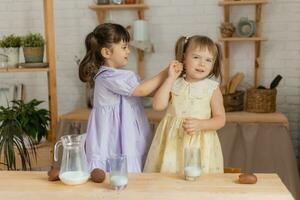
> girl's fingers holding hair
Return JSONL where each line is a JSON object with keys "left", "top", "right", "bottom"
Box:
{"left": 175, "top": 63, "right": 183, "bottom": 73}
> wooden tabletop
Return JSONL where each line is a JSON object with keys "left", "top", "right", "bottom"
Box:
{"left": 0, "top": 172, "right": 293, "bottom": 200}
{"left": 59, "top": 108, "right": 289, "bottom": 127}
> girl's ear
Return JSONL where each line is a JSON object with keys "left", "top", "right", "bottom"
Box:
{"left": 100, "top": 47, "right": 111, "bottom": 59}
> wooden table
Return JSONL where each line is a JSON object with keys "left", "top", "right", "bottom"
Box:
{"left": 57, "top": 108, "right": 300, "bottom": 199}
{"left": 0, "top": 171, "right": 293, "bottom": 200}
{"left": 58, "top": 108, "right": 289, "bottom": 126}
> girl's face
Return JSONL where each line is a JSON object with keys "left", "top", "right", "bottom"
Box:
{"left": 107, "top": 40, "right": 130, "bottom": 68}
{"left": 183, "top": 47, "right": 214, "bottom": 82}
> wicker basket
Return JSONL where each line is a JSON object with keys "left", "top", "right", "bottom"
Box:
{"left": 223, "top": 90, "right": 245, "bottom": 112}
{"left": 246, "top": 88, "right": 277, "bottom": 113}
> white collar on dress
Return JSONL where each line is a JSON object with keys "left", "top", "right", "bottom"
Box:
{"left": 171, "top": 77, "right": 219, "bottom": 97}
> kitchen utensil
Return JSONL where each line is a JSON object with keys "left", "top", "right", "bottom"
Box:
{"left": 269, "top": 75, "right": 282, "bottom": 89}
{"left": 54, "top": 133, "right": 90, "bottom": 185}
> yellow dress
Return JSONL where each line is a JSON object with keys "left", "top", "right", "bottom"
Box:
{"left": 144, "top": 77, "right": 224, "bottom": 174}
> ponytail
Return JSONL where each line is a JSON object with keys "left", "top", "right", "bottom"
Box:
{"left": 79, "top": 32, "right": 104, "bottom": 83}
{"left": 175, "top": 36, "right": 187, "bottom": 63}
{"left": 79, "top": 23, "right": 131, "bottom": 83}
{"left": 209, "top": 43, "right": 223, "bottom": 83}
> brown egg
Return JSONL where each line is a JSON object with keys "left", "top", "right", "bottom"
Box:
{"left": 91, "top": 168, "right": 106, "bottom": 183}
{"left": 47, "top": 167, "right": 60, "bottom": 181}
{"left": 238, "top": 173, "right": 257, "bottom": 184}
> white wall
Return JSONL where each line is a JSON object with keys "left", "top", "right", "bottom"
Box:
{"left": 0, "top": 0, "right": 299, "bottom": 162}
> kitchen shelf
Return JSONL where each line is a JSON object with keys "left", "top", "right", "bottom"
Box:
{"left": 89, "top": 4, "right": 148, "bottom": 11}
{"left": 0, "top": 0, "right": 58, "bottom": 142}
{"left": 0, "top": 67, "right": 49, "bottom": 73}
{"left": 89, "top": 1, "right": 149, "bottom": 79}
{"left": 219, "top": 37, "right": 267, "bottom": 42}
{"left": 219, "top": 0, "right": 267, "bottom": 6}
{"left": 219, "top": 0, "right": 268, "bottom": 87}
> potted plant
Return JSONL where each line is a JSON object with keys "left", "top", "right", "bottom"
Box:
{"left": 21, "top": 33, "right": 45, "bottom": 63}
{"left": 0, "top": 99, "right": 50, "bottom": 170}
{"left": 0, "top": 34, "right": 21, "bottom": 67}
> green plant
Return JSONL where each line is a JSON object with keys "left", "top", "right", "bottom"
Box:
{"left": 21, "top": 33, "right": 45, "bottom": 47}
{"left": 14, "top": 99, "right": 50, "bottom": 143}
{"left": 0, "top": 34, "right": 21, "bottom": 48}
{"left": 0, "top": 99, "right": 50, "bottom": 170}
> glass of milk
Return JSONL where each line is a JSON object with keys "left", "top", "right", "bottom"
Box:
{"left": 107, "top": 155, "right": 128, "bottom": 190}
{"left": 184, "top": 147, "right": 201, "bottom": 181}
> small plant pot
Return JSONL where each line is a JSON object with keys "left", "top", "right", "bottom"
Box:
{"left": 23, "top": 46, "right": 44, "bottom": 63}
{"left": 1, "top": 47, "right": 20, "bottom": 67}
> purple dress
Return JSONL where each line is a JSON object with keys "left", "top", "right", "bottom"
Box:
{"left": 85, "top": 66, "right": 152, "bottom": 173}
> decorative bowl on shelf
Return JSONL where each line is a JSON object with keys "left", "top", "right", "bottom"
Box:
{"left": 236, "top": 17, "right": 256, "bottom": 37}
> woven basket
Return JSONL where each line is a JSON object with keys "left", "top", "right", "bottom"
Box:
{"left": 246, "top": 88, "right": 277, "bottom": 113}
{"left": 223, "top": 90, "right": 245, "bottom": 112}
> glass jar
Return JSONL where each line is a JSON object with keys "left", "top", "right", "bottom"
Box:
{"left": 96, "top": 0, "right": 110, "bottom": 4}
{"left": 0, "top": 54, "right": 8, "bottom": 68}
{"left": 110, "top": 0, "right": 124, "bottom": 4}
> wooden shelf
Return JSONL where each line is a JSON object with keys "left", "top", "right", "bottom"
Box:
{"left": 89, "top": 1, "right": 148, "bottom": 79}
{"left": 219, "top": 0, "right": 268, "bottom": 87}
{"left": 0, "top": 67, "right": 49, "bottom": 73}
{"left": 220, "top": 37, "right": 267, "bottom": 42}
{"left": 89, "top": 4, "right": 148, "bottom": 11}
{"left": 219, "top": 0, "right": 268, "bottom": 6}
{"left": 1, "top": 1, "right": 58, "bottom": 142}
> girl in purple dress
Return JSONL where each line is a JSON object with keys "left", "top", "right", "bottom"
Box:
{"left": 79, "top": 23, "right": 169, "bottom": 173}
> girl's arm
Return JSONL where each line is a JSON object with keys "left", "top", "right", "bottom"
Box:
{"left": 152, "top": 61, "right": 183, "bottom": 111}
{"left": 182, "top": 87, "right": 226, "bottom": 133}
{"left": 152, "top": 77, "right": 176, "bottom": 111}
{"left": 132, "top": 68, "right": 168, "bottom": 97}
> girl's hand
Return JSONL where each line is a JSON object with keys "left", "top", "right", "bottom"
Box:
{"left": 182, "top": 118, "right": 202, "bottom": 135}
{"left": 168, "top": 60, "right": 183, "bottom": 80}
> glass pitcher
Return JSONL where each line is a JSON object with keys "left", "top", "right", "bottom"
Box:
{"left": 54, "top": 133, "right": 90, "bottom": 185}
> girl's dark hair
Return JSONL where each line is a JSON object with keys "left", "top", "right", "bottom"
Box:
{"left": 175, "top": 35, "right": 222, "bottom": 83}
{"left": 79, "top": 23, "right": 130, "bottom": 83}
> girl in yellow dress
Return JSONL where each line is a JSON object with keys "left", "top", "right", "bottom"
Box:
{"left": 144, "top": 35, "right": 225, "bottom": 174}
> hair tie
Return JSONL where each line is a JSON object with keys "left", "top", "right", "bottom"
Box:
{"left": 184, "top": 36, "right": 189, "bottom": 44}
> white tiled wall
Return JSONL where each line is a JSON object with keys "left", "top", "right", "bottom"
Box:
{"left": 0, "top": 0, "right": 299, "bottom": 162}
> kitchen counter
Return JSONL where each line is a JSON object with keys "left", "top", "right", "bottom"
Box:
{"left": 0, "top": 171, "right": 293, "bottom": 200}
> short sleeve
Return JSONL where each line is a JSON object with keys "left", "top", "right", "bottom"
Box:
{"left": 171, "top": 78, "right": 185, "bottom": 95}
{"left": 99, "top": 69, "right": 141, "bottom": 96}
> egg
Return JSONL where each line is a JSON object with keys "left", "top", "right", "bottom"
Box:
{"left": 47, "top": 167, "right": 60, "bottom": 181}
{"left": 91, "top": 168, "right": 106, "bottom": 183}
{"left": 238, "top": 173, "right": 257, "bottom": 184}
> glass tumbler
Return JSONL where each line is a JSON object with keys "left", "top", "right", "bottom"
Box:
{"left": 184, "top": 147, "right": 201, "bottom": 181}
{"left": 107, "top": 155, "right": 128, "bottom": 190}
